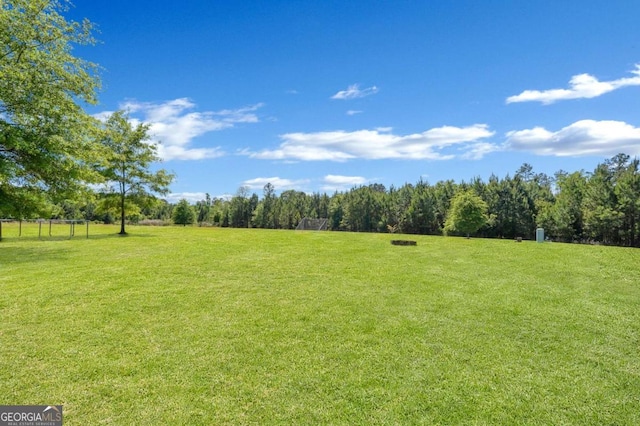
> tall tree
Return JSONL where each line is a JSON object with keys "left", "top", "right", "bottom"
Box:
{"left": 390, "top": 184, "right": 414, "bottom": 233}
{"left": 0, "top": 0, "right": 101, "bottom": 217}
{"left": 549, "top": 171, "right": 586, "bottom": 242}
{"left": 615, "top": 157, "right": 640, "bottom": 246}
{"left": 173, "top": 199, "right": 195, "bottom": 226}
{"left": 258, "top": 183, "right": 277, "bottom": 228}
{"left": 328, "top": 192, "right": 345, "bottom": 230}
{"left": 583, "top": 163, "right": 621, "bottom": 244}
{"left": 228, "top": 186, "right": 253, "bottom": 228}
{"left": 433, "top": 180, "right": 457, "bottom": 232}
{"left": 444, "top": 190, "right": 488, "bottom": 238}
{"left": 408, "top": 180, "right": 437, "bottom": 234}
{"left": 96, "top": 111, "right": 174, "bottom": 234}
{"left": 195, "top": 193, "right": 212, "bottom": 224}
{"left": 485, "top": 175, "right": 535, "bottom": 239}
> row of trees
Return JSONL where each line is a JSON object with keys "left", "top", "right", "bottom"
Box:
{"left": 124, "top": 154, "right": 637, "bottom": 247}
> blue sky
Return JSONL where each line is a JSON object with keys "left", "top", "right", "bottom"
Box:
{"left": 70, "top": 1, "right": 640, "bottom": 202}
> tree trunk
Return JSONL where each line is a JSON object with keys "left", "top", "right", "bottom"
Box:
{"left": 119, "top": 164, "right": 127, "bottom": 235}
{"left": 119, "top": 193, "right": 126, "bottom": 234}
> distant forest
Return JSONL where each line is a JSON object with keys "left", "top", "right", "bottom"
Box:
{"left": 55, "top": 153, "right": 640, "bottom": 248}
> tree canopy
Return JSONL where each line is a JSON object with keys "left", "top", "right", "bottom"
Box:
{"left": 444, "top": 190, "right": 488, "bottom": 237}
{"left": 96, "top": 111, "right": 174, "bottom": 234}
{"left": 173, "top": 199, "right": 195, "bottom": 226}
{"left": 0, "top": 0, "right": 101, "bottom": 217}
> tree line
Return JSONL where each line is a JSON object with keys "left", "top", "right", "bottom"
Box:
{"left": 171, "top": 153, "right": 637, "bottom": 247}
{"left": 56, "top": 153, "right": 636, "bottom": 248}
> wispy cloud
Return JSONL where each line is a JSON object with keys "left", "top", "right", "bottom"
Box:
{"left": 461, "top": 142, "right": 502, "bottom": 160}
{"left": 321, "top": 175, "right": 368, "bottom": 192}
{"left": 246, "top": 125, "right": 495, "bottom": 162}
{"left": 97, "top": 99, "right": 264, "bottom": 161}
{"left": 164, "top": 192, "right": 208, "bottom": 203}
{"left": 505, "top": 119, "right": 640, "bottom": 156}
{"left": 346, "top": 110, "right": 363, "bottom": 116}
{"left": 331, "top": 84, "right": 379, "bottom": 100}
{"left": 506, "top": 65, "right": 640, "bottom": 104}
{"left": 241, "top": 176, "right": 310, "bottom": 191}
{"left": 158, "top": 145, "right": 225, "bottom": 161}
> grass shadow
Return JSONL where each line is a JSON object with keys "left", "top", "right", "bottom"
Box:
{"left": 83, "top": 232, "right": 157, "bottom": 240}
{"left": 0, "top": 232, "right": 157, "bottom": 242}
{"left": 0, "top": 245, "right": 71, "bottom": 264}
{"left": 0, "top": 233, "right": 156, "bottom": 266}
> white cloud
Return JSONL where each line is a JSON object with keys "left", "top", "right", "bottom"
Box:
{"left": 321, "top": 175, "right": 368, "bottom": 192}
{"left": 164, "top": 191, "right": 235, "bottom": 202}
{"left": 346, "top": 110, "right": 363, "bottom": 115}
{"left": 505, "top": 119, "right": 640, "bottom": 156}
{"left": 461, "top": 142, "right": 503, "bottom": 160}
{"left": 241, "top": 177, "right": 309, "bottom": 191}
{"left": 246, "top": 124, "right": 495, "bottom": 162}
{"left": 164, "top": 192, "right": 208, "bottom": 203}
{"left": 331, "top": 84, "right": 379, "bottom": 100}
{"left": 324, "top": 175, "right": 368, "bottom": 185}
{"left": 96, "top": 99, "right": 264, "bottom": 161}
{"left": 506, "top": 64, "right": 640, "bottom": 104}
{"left": 157, "top": 145, "right": 225, "bottom": 161}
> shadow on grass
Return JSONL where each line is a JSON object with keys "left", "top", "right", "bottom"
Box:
{"left": 0, "top": 232, "right": 156, "bottom": 242}
{"left": 0, "top": 245, "right": 71, "bottom": 264}
{"left": 83, "top": 232, "right": 157, "bottom": 240}
{"left": 0, "top": 233, "right": 157, "bottom": 266}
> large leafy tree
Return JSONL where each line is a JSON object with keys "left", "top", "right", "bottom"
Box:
{"left": 172, "top": 199, "right": 195, "bottom": 226}
{"left": 0, "top": 0, "right": 101, "bottom": 217}
{"left": 97, "top": 111, "right": 174, "bottom": 234}
{"left": 444, "top": 190, "right": 488, "bottom": 238}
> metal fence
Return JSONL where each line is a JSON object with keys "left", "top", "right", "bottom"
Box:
{"left": 0, "top": 219, "right": 89, "bottom": 241}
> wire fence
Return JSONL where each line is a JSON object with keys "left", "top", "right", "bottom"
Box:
{"left": 0, "top": 219, "right": 90, "bottom": 241}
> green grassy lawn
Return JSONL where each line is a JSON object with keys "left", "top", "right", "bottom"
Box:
{"left": 1, "top": 224, "right": 639, "bottom": 424}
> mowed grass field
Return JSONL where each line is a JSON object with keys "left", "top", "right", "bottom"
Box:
{"left": 1, "top": 224, "right": 639, "bottom": 425}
